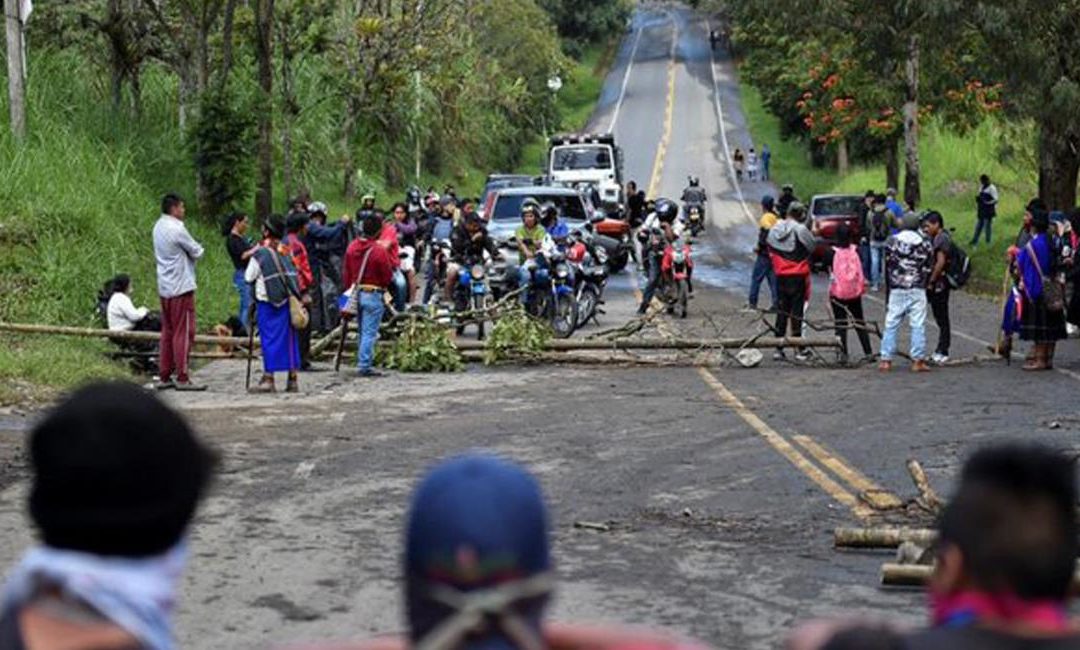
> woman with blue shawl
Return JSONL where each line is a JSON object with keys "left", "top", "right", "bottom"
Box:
{"left": 245, "top": 215, "right": 303, "bottom": 392}
{"left": 1013, "top": 209, "right": 1066, "bottom": 370}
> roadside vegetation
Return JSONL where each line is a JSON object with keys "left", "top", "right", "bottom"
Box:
{"left": 0, "top": 0, "right": 629, "bottom": 402}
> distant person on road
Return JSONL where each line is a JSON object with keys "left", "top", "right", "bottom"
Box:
{"left": 761, "top": 144, "right": 772, "bottom": 181}
{"left": 790, "top": 442, "right": 1080, "bottom": 650}
{"left": 343, "top": 213, "right": 394, "bottom": 378}
{"left": 746, "top": 147, "right": 759, "bottom": 181}
{"left": 732, "top": 148, "right": 745, "bottom": 182}
{"left": 923, "top": 212, "right": 953, "bottom": 365}
{"left": 1012, "top": 209, "right": 1066, "bottom": 371}
{"left": 223, "top": 212, "right": 257, "bottom": 333}
{"left": 856, "top": 190, "right": 875, "bottom": 279}
{"left": 826, "top": 225, "right": 873, "bottom": 364}
{"left": 868, "top": 194, "right": 892, "bottom": 292}
{"left": 767, "top": 201, "right": 815, "bottom": 361}
{"left": 748, "top": 195, "right": 779, "bottom": 311}
{"left": 998, "top": 199, "right": 1045, "bottom": 359}
{"left": 879, "top": 213, "right": 933, "bottom": 372}
{"left": 0, "top": 382, "right": 215, "bottom": 650}
{"left": 245, "top": 215, "right": 303, "bottom": 393}
{"left": 776, "top": 184, "right": 798, "bottom": 218}
{"left": 152, "top": 193, "right": 206, "bottom": 392}
{"left": 971, "top": 174, "right": 999, "bottom": 247}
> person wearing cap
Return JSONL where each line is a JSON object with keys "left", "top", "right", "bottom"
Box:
{"left": 152, "top": 193, "right": 206, "bottom": 391}
{"left": 245, "top": 215, "right": 304, "bottom": 392}
{"left": 885, "top": 188, "right": 903, "bottom": 219}
{"left": 446, "top": 211, "right": 500, "bottom": 302}
{"left": 343, "top": 213, "right": 395, "bottom": 377}
{"left": 776, "top": 184, "right": 798, "bottom": 217}
{"left": 1012, "top": 208, "right": 1066, "bottom": 370}
{"left": 879, "top": 212, "right": 933, "bottom": 372}
{"left": 748, "top": 195, "right": 779, "bottom": 311}
{"left": 286, "top": 212, "right": 315, "bottom": 370}
{"left": 303, "top": 202, "right": 346, "bottom": 335}
{"left": 0, "top": 382, "right": 215, "bottom": 650}
{"left": 766, "top": 201, "right": 815, "bottom": 361}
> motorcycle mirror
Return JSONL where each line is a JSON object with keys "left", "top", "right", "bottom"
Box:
{"left": 589, "top": 211, "right": 606, "bottom": 224}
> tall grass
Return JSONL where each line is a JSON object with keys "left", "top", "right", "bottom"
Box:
{"left": 740, "top": 85, "right": 1039, "bottom": 293}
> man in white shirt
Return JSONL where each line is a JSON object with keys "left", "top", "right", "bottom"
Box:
{"left": 152, "top": 194, "right": 206, "bottom": 391}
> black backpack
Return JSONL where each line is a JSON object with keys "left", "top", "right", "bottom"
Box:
{"left": 946, "top": 242, "right": 972, "bottom": 289}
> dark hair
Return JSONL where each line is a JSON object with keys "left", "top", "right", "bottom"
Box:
{"left": 923, "top": 211, "right": 944, "bottom": 227}
{"left": 391, "top": 202, "right": 408, "bottom": 214}
{"left": 865, "top": 190, "right": 876, "bottom": 198}
{"left": 1031, "top": 211, "right": 1050, "bottom": 233}
{"left": 1027, "top": 198, "right": 1048, "bottom": 214}
{"left": 286, "top": 212, "right": 309, "bottom": 234}
{"left": 835, "top": 224, "right": 854, "bottom": 246}
{"left": 110, "top": 274, "right": 131, "bottom": 295}
{"left": 264, "top": 214, "right": 286, "bottom": 239}
{"left": 1068, "top": 209, "right": 1080, "bottom": 235}
{"left": 980, "top": 174, "right": 990, "bottom": 185}
{"left": 30, "top": 382, "right": 216, "bottom": 557}
{"left": 362, "top": 213, "right": 383, "bottom": 237}
{"left": 937, "top": 444, "right": 1078, "bottom": 600}
{"left": 221, "top": 212, "right": 247, "bottom": 237}
{"left": 161, "top": 193, "right": 184, "bottom": 216}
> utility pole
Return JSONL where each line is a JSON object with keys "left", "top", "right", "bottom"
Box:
{"left": 4, "top": 0, "right": 27, "bottom": 140}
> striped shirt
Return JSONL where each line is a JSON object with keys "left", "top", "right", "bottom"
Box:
{"left": 153, "top": 214, "right": 204, "bottom": 298}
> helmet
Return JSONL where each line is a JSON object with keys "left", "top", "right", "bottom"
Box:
{"left": 539, "top": 201, "right": 559, "bottom": 223}
{"left": 654, "top": 198, "right": 679, "bottom": 223}
{"left": 688, "top": 176, "right": 700, "bottom": 187}
{"left": 521, "top": 197, "right": 541, "bottom": 219}
{"left": 406, "top": 186, "right": 422, "bottom": 206}
{"left": 307, "top": 201, "right": 328, "bottom": 217}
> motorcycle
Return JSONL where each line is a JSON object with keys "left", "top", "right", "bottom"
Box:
{"left": 684, "top": 202, "right": 705, "bottom": 237}
{"left": 661, "top": 237, "right": 693, "bottom": 319}
{"left": 454, "top": 253, "right": 493, "bottom": 340}
{"left": 568, "top": 230, "right": 608, "bottom": 326}
{"left": 526, "top": 250, "right": 577, "bottom": 338}
{"left": 425, "top": 239, "right": 452, "bottom": 305}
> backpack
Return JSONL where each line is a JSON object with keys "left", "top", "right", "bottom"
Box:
{"left": 945, "top": 243, "right": 972, "bottom": 289}
{"left": 830, "top": 245, "right": 865, "bottom": 300}
{"left": 871, "top": 210, "right": 889, "bottom": 241}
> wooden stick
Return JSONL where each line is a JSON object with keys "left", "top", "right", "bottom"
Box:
{"left": 0, "top": 321, "right": 256, "bottom": 347}
{"left": 907, "top": 459, "right": 944, "bottom": 512}
{"left": 834, "top": 527, "right": 937, "bottom": 549}
{"left": 883, "top": 563, "right": 1080, "bottom": 591}
{"left": 311, "top": 323, "right": 344, "bottom": 356}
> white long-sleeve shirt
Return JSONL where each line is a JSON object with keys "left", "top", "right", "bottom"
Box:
{"left": 153, "top": 214, "right": 204, "bottom": 298}
{"left": 106, "top": 292, "right": 149, "bottom": 331}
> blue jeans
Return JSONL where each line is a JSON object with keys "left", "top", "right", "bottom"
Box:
{"left": 748, "top": 255, "right": 778, "bottom": 308}
{"left": 516, "top": 265, "right": 532, "bottom": 306}
{"left": 858, "top": 243, "right": 871, "bottom": 280}
{"left": 233, "top": 269, "right": 252, "bottom": 330}
{"left": 391, "top": 270, "right": 407, "bottom": 311}
{"left": 880, "top": 287, "right": 928, "bottom": 361}
{"left": 869, "top": 244, "right": 884, "bottom": 288}
{"left": 970, "top": 216, "right": 992, "bottom": 245}
{"left": 357, "top": 291, "right": 385, "bottom": 373}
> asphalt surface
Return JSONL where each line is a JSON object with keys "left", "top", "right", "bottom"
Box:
{"left": 2, "top": 4, "right": 1080, "bottom": 650}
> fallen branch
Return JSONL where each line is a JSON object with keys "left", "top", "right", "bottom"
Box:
{"left": 907, "top": 459, "right": 944, "bottom": 513}
{"left": 834, "top": 527, "right": 937, "bottom": 549}
{"left": 310, "top": 323, "right": 344, "bottom": 356}
{"left": 0, "top": 321, "right": 255, "bottom": 347}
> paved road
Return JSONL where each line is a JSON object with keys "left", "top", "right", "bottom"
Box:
{"left": 2, "top": 5, "right": 1080, "bottom": 650}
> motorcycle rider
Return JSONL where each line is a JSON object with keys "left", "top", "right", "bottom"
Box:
{"left": 445, "top": 211, "right": 501, "bottom": 302}
{"left": 421, "top": 196, "right": 455, "bottom": 304}
{"left": 539, "top": 202, "right": 570, "bottom": 246}
{"left": 637, "top": 198, "right": 682, "bottom": 314}
{"left": 776, "top": 184, "right": 799, "bottom": 217}
{"left": 515, "top": 200, "right": 549, "bottom": 306}
{"left": 681, "top": 177, "right": 707, "bottom": 235}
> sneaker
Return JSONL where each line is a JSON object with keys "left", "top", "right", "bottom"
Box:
{"left": 772, "top": 350, "right": 786, "bottom": 361}
{"left": 931, "top": 353, "right": 950, "bottom": 365}
{"left": 174, "top": 380, "right": 208, "bottom": 392}
{"left": 154, "top": 378, "right": 176, "bottom": 391}
{"left": 795, "top": 350, "right": 813, "bottom": 362}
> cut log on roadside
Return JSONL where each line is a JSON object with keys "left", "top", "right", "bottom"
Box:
{"left": 0, "top": 321, "right": 255, "bottom": 347}
{"left": 883, "top": 563, "right": 1080, "bottom": 591}
{"left": 310, "top": 323, "right": 345, "bottom": 356}
{"left": 907, "top": 459, "right": 944, "bottom": 512}
{"left": 834, "top": 527, "right": 937, "bottom": 549}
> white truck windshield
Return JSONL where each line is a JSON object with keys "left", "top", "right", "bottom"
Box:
{"left": 551, "top": 146, "right": 613, "bottom": 172}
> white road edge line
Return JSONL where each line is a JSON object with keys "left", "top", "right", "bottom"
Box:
{"left": 606, "top": 24, "right": 645, "bottom": 132}
{"left": 705, "top": 17, "right": 754, "bottom": 226}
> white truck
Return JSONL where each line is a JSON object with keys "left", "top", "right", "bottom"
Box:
{"left": 546, "top": 133, "right": 625, "bottom": 213}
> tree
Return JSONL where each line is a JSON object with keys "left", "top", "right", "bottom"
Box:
{"left": 254, "top": 0, "right": 274, "bottom": 219}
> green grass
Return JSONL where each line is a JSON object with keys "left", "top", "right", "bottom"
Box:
{"left": 740, "top": 85, "right": 1039, "bottom": 293}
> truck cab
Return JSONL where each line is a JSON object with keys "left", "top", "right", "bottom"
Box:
{"left": 547, "top": 133, "right": 624, "bottom": 212}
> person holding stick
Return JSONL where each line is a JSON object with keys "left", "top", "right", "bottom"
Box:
{"left": 342, "top": 213, "right": 394, "bottom": 378}
{"left": 245, "top": 215, "right": 303, "bottom": 393}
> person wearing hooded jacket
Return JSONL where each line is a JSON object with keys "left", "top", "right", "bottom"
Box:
{"left": 767, "top": 202, "right": 815, "bottom": 361}
{"left": 748, "top": 195, "right": 779, "bottom": 310}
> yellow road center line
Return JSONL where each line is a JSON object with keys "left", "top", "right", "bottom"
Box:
{"left": 792, "top": 435, "right": 903, "bottom": 510}
{"left": 696, "top": 368, "right": 873, "bottom": 520}
{"left": 646, "top": 29, "right": 678, "bottom": 199}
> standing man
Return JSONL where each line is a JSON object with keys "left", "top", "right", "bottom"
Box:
{"left": 748, "top": 195, "right": 779, "bottom": 311}
{"left": 885, "top": 188, "right": 904, "bottom": 220}
{"left": 152, "top": 194, "right": 207, "bottom": 391}
{"left": 924, "top": 212, "right": 952, "bottom": 365}
{"left": 868, "top": 194, "right": 891, "bottom": 292}
{"left": 343, "top": 214, "right": 394, "bottom": 378}
{"left": 879, "top": 213, "right": 933, "bottom": 372}
{"left": 766, "top": 202, "right": 815, "bottom": 361}
{"left": 856, "top": 190, "right": 875, "bottom": 279}
{"left": 776, "top": 184, "right": 798, "bottom": 217}
{"left": 761, "top": 144, "right": 772, "bottom": 181}
{"left": 971, "top": 174, "right": 999, "bottom": 247}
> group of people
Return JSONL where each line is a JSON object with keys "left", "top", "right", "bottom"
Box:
{"left": 4, "top": 382, "right": 1079, "bottom": 650}
{"left": 732, "top": 144, "right": 770, "bottom": 183}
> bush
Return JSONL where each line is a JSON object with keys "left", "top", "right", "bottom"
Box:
{"left": 484, "top": 308, "right": 552, "bottom": 364}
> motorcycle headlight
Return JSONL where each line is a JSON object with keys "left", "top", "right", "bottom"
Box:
{"left": 555, "top": 263, "right": 570, "bottom": 279}
{"left": 674, "top": 252, "right": 685, "bottom": 264}
{"left": 470, "top": 264, "right": 485, "bottom": 280}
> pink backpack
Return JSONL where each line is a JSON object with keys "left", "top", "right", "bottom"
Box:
{"left": 830, "top": 245, "right": 865, "bottom": 300}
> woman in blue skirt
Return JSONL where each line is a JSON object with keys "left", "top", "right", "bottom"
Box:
{"left": 244, "top": 215, "right": 302, "bottom": 393}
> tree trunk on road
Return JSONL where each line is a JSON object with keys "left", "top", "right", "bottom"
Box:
{"left": 902, "top": 33, "right": 921, "bottom": 207}
{"left": 1037, "top": 122, "right": 1080, "bottom": 211}
{"left": 254, "top": 0, "right": 274, "bottom": 219}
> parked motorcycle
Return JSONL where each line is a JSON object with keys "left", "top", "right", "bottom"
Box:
{"left": 568, "top": 230, "right": 608, "bottom": 326}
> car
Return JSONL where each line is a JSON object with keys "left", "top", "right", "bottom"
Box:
{"left": 478, "top": 174, "right": 540, "bottom": 219}
{"left": 809, "top": 194, "right": 864, "bottom": 269}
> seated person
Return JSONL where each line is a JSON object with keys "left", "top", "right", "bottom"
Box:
{"left": 105, "top": 274, "right": 159, "bottom": 333}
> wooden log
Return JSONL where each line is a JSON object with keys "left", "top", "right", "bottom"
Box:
{"left": 834, "top": 527, "right": 937, "bottom": 549}
{"left": 109, "top": 350, "right": 246, "bottom": 361}
{"left": 883, "top": 563, "right": 1080, "bottom": 591}
{"left": 0, "top": 321, "right": 256, "bottom": 347}
{"left": 907, "top": 459, "right": 944, "bottom": 512}
{"left": 311, "top": 323, "right": 345, "bottom": 356}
